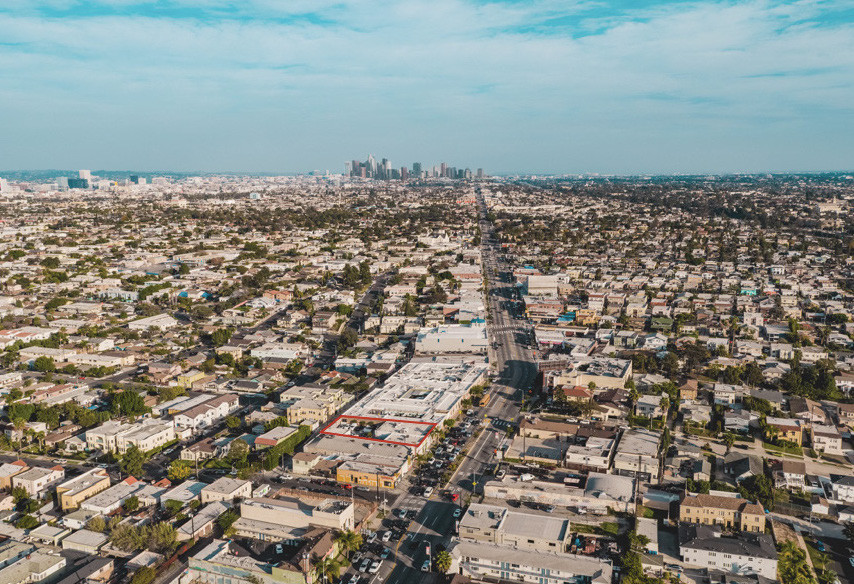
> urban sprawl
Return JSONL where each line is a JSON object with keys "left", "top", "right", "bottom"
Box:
{"left": 0, "top": 169, "right": 850, "bottom": 584}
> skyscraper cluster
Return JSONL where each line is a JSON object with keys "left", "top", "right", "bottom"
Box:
{"left": 346, "top": 154, "right": 485, "bottom": 181}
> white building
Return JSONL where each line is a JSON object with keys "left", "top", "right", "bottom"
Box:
{"left": 680, "top": 526, "right": 777, "bottom": 580}
{"left": 127, "top": 314, "right": 179, "bottom": 331}
{"left": 449, "top": 540, "right": 612, "bottom": 584}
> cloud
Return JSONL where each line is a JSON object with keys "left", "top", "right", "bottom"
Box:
{"left": 0, "top": 0, "right": 852, "bottom": 173}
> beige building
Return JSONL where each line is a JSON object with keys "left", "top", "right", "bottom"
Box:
{"left": 56, "top": 468, "right": 111, "bottom": 511}
{"left": 679, "top": 493, "right": 765, "bottom": 532}
{"left": 234, "top": 497, "right": 354, "bottom": 541}
{"left": 458, "top": 503, "right": 571, "bottom": 553}
{"left": 0, "top": 461, "right": 28, "bottom": 491}
{"left": 200, "top": 478, "right": 253, "bottom": 504}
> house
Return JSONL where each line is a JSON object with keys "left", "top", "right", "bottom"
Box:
{"left": 254, "top": 426, "right": 299, "bottom": 449}
{"left": 811, "top": 424, "right": 843, "bottom": 455}
{"left": 724, "top": 411, "right": 756, "bottom": 434}
{"left": 764, "top": 417, "right": 802, "bottom": 446}
{"left": 679, "top": 493, "right": 766, "bottom": 532}
{"left": 770, "top": 460, "right": 806, "bottom": 491}
{"left": 712, "top": 384, "right": 739, "bottom": 405}
{"left": 723, "top": 453, "right": 762, "bottom": 483}
{"left": 636, "top": 393, "right": 666, "bottom": 418}
{"left": 789, "top": 397, "right": 827, "bottom": 424}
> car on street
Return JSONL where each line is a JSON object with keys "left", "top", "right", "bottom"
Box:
{"left": 359, "top": 558, "right": 371, "bottom": 572}
{"left": 346, "top": 574, "right": 360, "bottom": 584}
{"left": 369, "top": 560, "right": 381, "bottom": 574}
{"left": 381, "top": 548, "right": 391, "bottom": 559}
{"left": 423, "top": 486, "right": 434, "bottom": 497}
{"left": 453, "top": 508, "right": 462, "bottom": 518}
{"left": 421, "top": 560, "right": 431, "bottom": 572}
{"left": 381, "top": 530, "right": 392, "bottom": 543}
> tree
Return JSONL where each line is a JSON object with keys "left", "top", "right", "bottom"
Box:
{"left": 313, "top": 556, "right": 341, "bottom": 582}
{"left": 228, "top": 439, "right": 250, "bottom": 467}
{"left": 723, "top": 433, "right": 736, "bottom": 453}
{"left": 164, "top": 499, "right": 184, "bottom": 517}
{"left": 121, "top": 445, "right": 146, "bottom": 478}
{"left": 168, "top": 460, "right": 193, "bottom": 481}
{"left": 110, "top": 523, "right": 145, "bottom": 552}
{"left": 148, "top": 522, "right": 178, "bottom": 554}
{"left": 334, "top": 529, "right": 363, "bottom": 559}
{"left": 210, "top": 328, "right": 232, "bottom": 347}
{"left": 217, "top": 509, "right": 239, "bottom": 535}
{"left": 434, "top": 550, "right": 452, "bottom": 574}
{"left": 225, "top": 415, "right": 241, "bottom": 430}
{"left": 86, "top": 515, "right": 107, "bottom": 532}
{"left": 124, "top": 494, "right": 140, "bottom": 513}
{"left": 33, "top": 356, "right": 56, "bottom": 372}
{"left": 131, "top": 566, "right": 156, "bottom": 584}
{"left": 111, "top": 390, "right": 149, "bottom": 418}
{"left": 15, "top": 514, "right": 39, "bottom": 529}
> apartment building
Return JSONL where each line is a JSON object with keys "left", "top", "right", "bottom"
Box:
{"left": 679, "top": 525, "right": 777, "bottom": 580}
{"left": 173, "top": 394, "right": 239, "bottom": 432}
{"left": 450, "top": 540, "right": 612, "bottom": 584}
{"left": 457, "top": 503, "right": 571, "bottom": 553}
{"left": 86, "top": 419, "right": 176, "bottom": 454}
{"left": 11, "top": 465, "right": 65, "bottom": 497}
{"left": 233, "top": 497, "right": 354, "bottom": 541}
{"left": 55, "top": 468, "right": 111, "bottom": 511}
{"left": 679, "top": 493, "right": 766, "bottom": 532}
{"left": 613, "top": 428, "right": 660, "bottom": 481}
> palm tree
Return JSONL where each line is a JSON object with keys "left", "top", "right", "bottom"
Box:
{"left": 334, "top": 529, "right": 362, "bottom": 559}
{"left": 659, "top": 396, "right": 670, "bottom": 420}
{"left": 434, "top": 550, "right": 452, "bottom": 574}
{"left": 313, "top": 555, "right": 340, "bottom": 583}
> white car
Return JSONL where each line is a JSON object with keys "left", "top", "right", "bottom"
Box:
{"left": 423, "top": 486, "right": 434, "bottom": 497}
{"left": 381, "top": 530, "right": 392, "bottom": 543}
{"left": 359, "top": 558, "right": 371, "bottom": 572}
{"left": 369, "top": 560, "right": 381, "bottom": 574}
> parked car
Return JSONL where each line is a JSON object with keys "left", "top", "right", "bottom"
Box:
{"left": 453, "top": 508, "right": 462, "bottom": 518}
{"left": 369, "top": 560, "right": 381, "bottom": 574}
{"left": 421, "top": 560, "right": 431, "bottom": 572}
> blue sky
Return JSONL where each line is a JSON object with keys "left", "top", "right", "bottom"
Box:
{"left": 1, "top": 0, "right": 853, "bottom": 174}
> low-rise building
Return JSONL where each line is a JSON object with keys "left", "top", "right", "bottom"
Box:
{"left": 679, "top": 493, "right": 765, "bottom": 533}
{"left": 200, "top": 478, "right": 252, "bottom": 504}
{"left": 55, "top": 468, "right": 111, "bottom": 511}
{"left": 11, "top": 465, "right": 64, "bottom": 497}
{"left": 449, "top": 540, "right": 612, "bottom": 584}
{"left": 679, "top": 524, "right": 777, "bottom": 580}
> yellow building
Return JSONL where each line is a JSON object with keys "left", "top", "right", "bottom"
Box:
{"left": 765, "top": 417, "right": 803, "bottom": 446}
{"left": 336, "top": 460, "right": 401, "bottom": 490}
{"left": 56, "top": 468, "right": 111, "bottom": 511}
{"left": 679, "top": 493, "right": 765, "bottom": 533}
{"left": 176, "top": 369, "right": 206, "bottom": 388}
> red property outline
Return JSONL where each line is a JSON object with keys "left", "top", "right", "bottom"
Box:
{"left": 320, "top": 414, "right": 438, "bottom": 448}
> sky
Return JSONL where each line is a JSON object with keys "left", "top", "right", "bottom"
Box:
{"left": 1, "top": 0, "right": 853, "bottom": 175}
